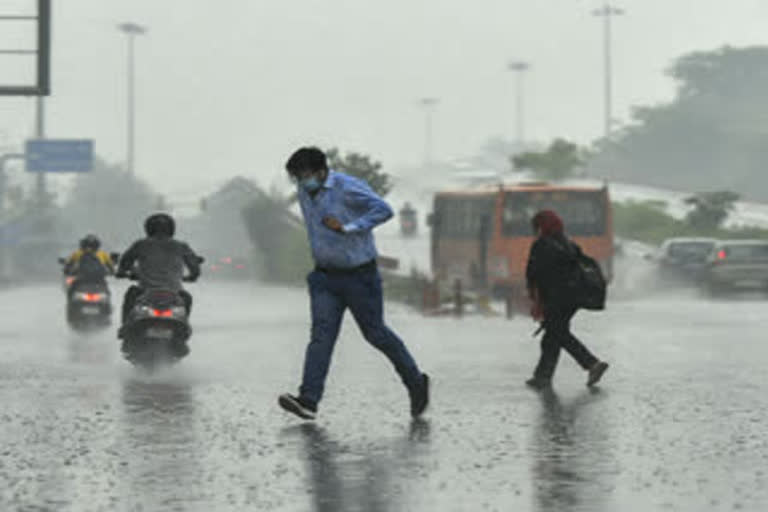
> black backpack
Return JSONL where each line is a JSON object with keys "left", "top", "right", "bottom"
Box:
{"left": 560, "top": 241, "right": 607, "bottom": 311}
{"left": 77, "top": 251, "right": 107, "bottom": 281}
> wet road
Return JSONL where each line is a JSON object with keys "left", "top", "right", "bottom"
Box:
{"left": 1, "top": 281, "right": 767, "bottom": 511}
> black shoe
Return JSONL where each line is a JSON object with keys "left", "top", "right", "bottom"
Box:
{"left": 409, "top": 373, "right": 430, "bottom": 418}
{"left": 278, "top": 394, "right": 317, "bottom": 420}
{"left": 525, "top": 377, "right": 552, "bottom": 390}
{"left": 587, "top": 361, "right": 609, "bottom": 387}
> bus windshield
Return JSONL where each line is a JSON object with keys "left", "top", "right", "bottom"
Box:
{"left": 433, "top": 195, "right": 495, "bottom": 240}
{"left": 502, "top": 190, "right": 606, "bottom": 236}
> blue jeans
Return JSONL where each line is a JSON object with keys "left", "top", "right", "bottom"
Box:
{"left": 299, "top": 267, "right": 422, "bottom": 405}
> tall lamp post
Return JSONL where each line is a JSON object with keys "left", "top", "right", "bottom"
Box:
{"left": 117, "top": 22, "right": 147, "bottom": 175}
{"left": 419, "top": 97, "right": 439, "bottom": 169}
{"left": 507, "top": 60, "right": 530, "bottom": 147}
{"left": 592, "top": 3, "right": 624, "bottom": 138}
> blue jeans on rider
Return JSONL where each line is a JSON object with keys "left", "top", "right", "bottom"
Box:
{"left": 299, "top": 266, "right": 422, "bottom": 406}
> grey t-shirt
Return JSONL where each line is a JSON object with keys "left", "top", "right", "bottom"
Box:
{"left": 118, "top": 237, "right": 200, "bottom": 291}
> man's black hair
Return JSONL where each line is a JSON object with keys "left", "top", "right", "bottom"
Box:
{"left": 285, "top": 147, "right": 328, "bottom": 177}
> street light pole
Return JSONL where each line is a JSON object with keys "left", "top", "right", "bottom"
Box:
{"left": 507, "top": 61, "right": 530, "bottom": 147}
{"left": 419, "top": 97, "right": 439, "bottom": 169}
{"left": 34, "top": 95, "right": 45, "bottom": 205}
{"left": 117, "top": 22, "right": 146, "bottom": 175}
{"left": 592, "top": 3, "right": 624, "bottom": 138}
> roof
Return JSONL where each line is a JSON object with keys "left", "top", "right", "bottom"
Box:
{"left": 661, "top": 237, "right": 718, "bottom": 245}
{"left": 715, "top": 239, "right": 768, "bottom": 246}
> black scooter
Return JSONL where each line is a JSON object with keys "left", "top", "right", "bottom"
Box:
{"left": 58, "top": 257, "right": 115, "bottom": 331}
{"left": 116, "top": 263, "right": 201, "bottom": 370}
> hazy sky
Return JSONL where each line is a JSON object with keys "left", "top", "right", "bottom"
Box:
{"left": 2, "top": 0, "right": 768, "bottom": 203}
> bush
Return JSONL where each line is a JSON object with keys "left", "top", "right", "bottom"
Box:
{"left": 613, "top": 200, "right": 768, "bottom": 244}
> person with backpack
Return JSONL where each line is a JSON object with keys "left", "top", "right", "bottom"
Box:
{"left": 525, "top": 210, "right": 609, "bottom": 390}
{"left": 64, "top": 234, "right": 115, "bottom": 296}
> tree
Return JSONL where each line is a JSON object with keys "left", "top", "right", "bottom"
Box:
{"left": 684, "top": 190, "right": 740, "bottom": 231}
{"left": 326, "top": 148, "right": 392, "bottom": 197}
{"left": 241, "top": 185, "right": 311, "bottom": 283}
{"left": 591, "top": 46, "right": 768, "bottom": 200}
{"left": 511, "top": 139, "right": 585, "bottom": 181}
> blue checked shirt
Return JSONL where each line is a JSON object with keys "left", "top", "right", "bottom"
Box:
{"left": 297, "top": 171, "right": 393, "bottom": 269}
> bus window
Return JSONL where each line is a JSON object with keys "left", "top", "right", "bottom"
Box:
{"left": 502, "top": 191, "right": 606, "bottom": 237}
{"left": 434, "top": 196, "right": 495, "bottom": 240}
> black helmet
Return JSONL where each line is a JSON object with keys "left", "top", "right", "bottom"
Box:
{"left": 144, "top": 213, "right": 175, "bottom": 238}
{"left": 80, "top": 234, "right": 100, "bottom": 251}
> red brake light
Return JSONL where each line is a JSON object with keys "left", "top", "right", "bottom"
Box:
{"left": 152, "top": 309, "right": 173, "bottom": 317}
{"left": 83, "top": 293, "right": 102, "bottom": 302}
{"left": 235, "top": 264, "right": 245, "bottom": 269}
{"left": 716, "top": 250, "right": 727, "bottom": 261}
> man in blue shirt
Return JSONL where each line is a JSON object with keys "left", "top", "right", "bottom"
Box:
{"left": 278, "top": 147, "right": 430, "bottom": 420}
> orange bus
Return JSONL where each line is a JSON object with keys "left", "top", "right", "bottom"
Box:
{"left": 430, "top": 183, "right": 614, "bottom": 306}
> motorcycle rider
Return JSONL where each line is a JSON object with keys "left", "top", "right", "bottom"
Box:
{"left": 116, "top": 213, "right": 201, "bottom": 340}
{"left": 63, "top": 234, "right": 115, "bottom": 297}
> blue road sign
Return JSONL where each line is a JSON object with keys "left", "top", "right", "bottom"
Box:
{"left": 25, "top": 139, "right": 93, "bottom": 173}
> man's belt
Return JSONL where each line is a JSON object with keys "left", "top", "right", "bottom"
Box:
{"left": 315, "top": 259, "right": 377, "bottom": 275}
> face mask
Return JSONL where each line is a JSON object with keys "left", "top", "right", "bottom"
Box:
{"left": 300, "top": 176, "right": 322, "bottom": 193}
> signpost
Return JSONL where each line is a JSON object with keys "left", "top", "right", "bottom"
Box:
{"left": 25, "top": 139, "right": 93, "bottom": 173}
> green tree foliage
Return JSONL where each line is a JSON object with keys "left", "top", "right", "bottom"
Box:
{"left": 684, "top": 191, "right": 740, "bottom": 231}
{"left": 327, "top": 148, "right": 392, "bottom": 197}
{"left": 241, "top": 186, "right": 312, "bottom": 283}
{"left": 511, "top": 139, "right": 585, "bottom": 181}
{"left": 613, "top": 199, "right": 768, "bottom": 245}
{"left": 592, "top": 46, "right": 768, "bottom": 200}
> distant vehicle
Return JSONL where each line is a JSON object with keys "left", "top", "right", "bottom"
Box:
{"left": 429, "top": 183, "right": 614, "bottom": 312}
{"left": 655, "top": 237, "right": 717, "bottom": 284}
{"left": 703, "top": 240, "right": 768, "bottom": 295}
{"left": 208, "top": 255, "right": 255, "bottom": 279}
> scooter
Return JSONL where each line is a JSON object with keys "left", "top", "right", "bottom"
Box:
{"left": 116, "top": 262, "right": 201, "bottom": 370}
{"left": 58, "top": 257, "right": 114, "bottom": 331}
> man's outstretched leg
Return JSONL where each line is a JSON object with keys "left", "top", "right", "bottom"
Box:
{"left": 279, "top": 271, "right": 346, "bottom": 420}
{"left": 346, "top": 269, "right": 429, "bottom": 417}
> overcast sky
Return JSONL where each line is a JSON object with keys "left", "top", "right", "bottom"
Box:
{"left": 2, "top": 0, "right": 768, "bottom": 202}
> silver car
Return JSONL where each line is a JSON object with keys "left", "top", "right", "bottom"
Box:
{"left": 704, "top": 240, "right": 768, "bottom": 294}
{"left": 655, "top": 237, "right": 718, "bottom": 284}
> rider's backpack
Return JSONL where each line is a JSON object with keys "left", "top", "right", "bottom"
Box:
{"left": 77, "top": 251, "right": 107, "bottom": 281}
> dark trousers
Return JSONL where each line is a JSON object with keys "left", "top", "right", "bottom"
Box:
{"left": 121, "top": 285, "right": 192, "bottom": 324}
{"left": 299, "top": 267, "right": 422, "bottom": 405}
{"left": 533, "top": 304, "right": 599, "bottom": 380}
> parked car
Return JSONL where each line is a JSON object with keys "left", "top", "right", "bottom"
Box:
{"left": 703, "top": 239, "right": 768, "bottom": 295}
{"left": 655, "top": 237, "right": 718, "bottom": 284}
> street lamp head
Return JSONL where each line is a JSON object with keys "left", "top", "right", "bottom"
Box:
{"left": 420, "top": 97, "right": 439, "bottom": 108}
{"left": 508, "top": 61, "right": 530, "bottom": 72}
{"left": 592, "top": 5, "right": 625, "bottom": 16}
{"left": 118, "top": 22, "right": 148, "bottom": 35}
